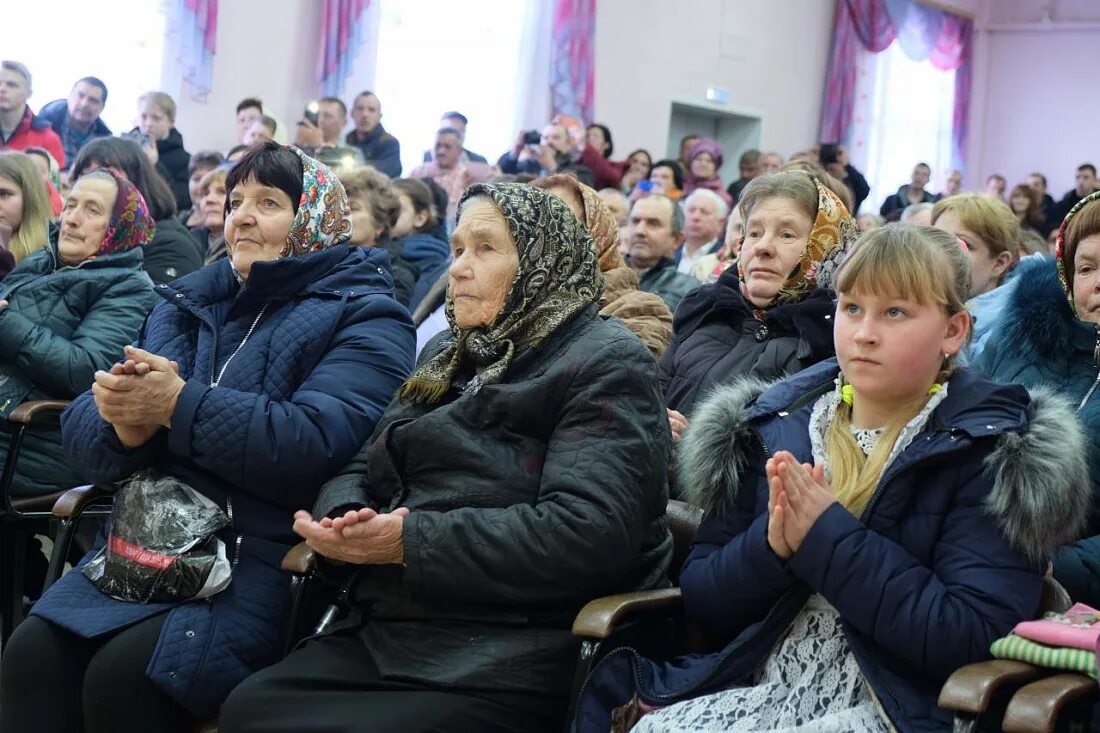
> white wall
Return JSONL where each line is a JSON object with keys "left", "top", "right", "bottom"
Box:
{"left": 594, "top": 0, "right": 836, "bottom": 163}
{"left": 160, "top": 0, "right": 322, "bottom": 154}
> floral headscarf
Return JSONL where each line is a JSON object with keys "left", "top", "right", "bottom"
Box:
{"left": 735, "top": 175, "right": 859, "bottom": 308}
{"left": 282, "top": 145, "right": 352, "bottom": 256}
{"left": 82, "top": 167, "right": 156, "bottom": 256}
{"left": 534, "top": 173, "right": 624, "bottom": 271}
{"left": 1055, "top": 189, "right": 1100, "bottom": 317}
{"left": 400, "top": 183, "right": 603, "bottom": 404}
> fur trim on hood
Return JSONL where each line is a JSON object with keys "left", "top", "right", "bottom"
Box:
{"left": 678, "top": 379, "right": 1091, "bottom": 563}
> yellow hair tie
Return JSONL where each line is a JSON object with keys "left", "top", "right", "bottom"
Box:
{"left": 840, "top": 382, "right": 941, "bottom": 406}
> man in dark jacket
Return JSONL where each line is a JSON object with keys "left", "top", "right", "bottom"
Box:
{"left": 1053, "top": 163, "right": 1098, "bottom": 224}
{"left": 346, "top": 91, "right": 401, "bottom": 178}
{"left": 39, "top": 77, "right": 112, "bottom": 171}
{"left": 0, "top": 61, "right": 65, "bottom": 167}
{"left": 496, "top": 122, "right": 594, "bottom": 186}
{"left": 421, "top": 111, "right": 487, "bottom": 164}
{"left": 879, "top": 162, "right": 935, "bottom": 221}
{"left": 626, "top": 195, "right": 698, "bottom": 312}
{"left": 822, "top": 145, "right": 870, "bottom": 214}
{"left": 1028, "top": 172, "right": 1058, "bottom": 236}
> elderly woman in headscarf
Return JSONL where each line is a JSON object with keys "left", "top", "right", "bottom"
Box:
{"left": 1, "top": 142, "right": 416, "bottom": 733}
{"left": 663, "top": 170, "right": 859, "bottom": 440}
{"left": 682, "top": 138, "right": 732, "bottom": 208}
{"left": 220, "top": 183, "right": 672, "bottom": 733}
{"left": 536, "top": 173, "right": 674, "bottom": 357}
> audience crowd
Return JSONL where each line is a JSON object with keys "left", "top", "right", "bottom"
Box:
{"left": 1, "top": 54, "right": 1100, "bottom": 732}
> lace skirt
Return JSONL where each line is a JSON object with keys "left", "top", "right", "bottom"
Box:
{"left": 633, "top": 594, "right": 890, "bottom": 733}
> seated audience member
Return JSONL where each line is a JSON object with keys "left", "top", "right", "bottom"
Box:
{"left": 677, "top": 188, "right": 727, "bottom": 278}
{"left": 1010, "top": 183, "right": 1045, "bottom": 235}
{"left": 1055, "top": 163, "right": 1098, "bottom": 223}
{"left": 575, "top": 224, "right": 1087, "bottom": 733}
{"left": 226, "top": 144, "right": 249, "bottom": 163}
{"left": 579, "top": 121, "right": 623, "bottom": 190}
{"left": 936, "top": 169, "right": 963, "bottom": 201}
{"left": 683, "top": 139, "right": 732, "bottom": 207}
{"left": 760, "top": 151, "right": 784, "bottom": 175}
{"left": 626, "top": 194, "right": 700, "bottom": 311}
{"left": 692, "top": 206, "right": 744, "bottom": 283}
{"left": 978, "top": 191, "right": 1100, "bottom": 607}
{"left": 619, "top": 148, "right": 652, "bottom": 195}
{"left": 337, "top": 165, "right": 417, "bottom": 307}
{"left": 72, "top": 137, "right": 203, "bottom": 284}
{"left": 598, "top": 187, "right": 629, "bottom": 228}
{"left": 346, "top": 91, "right": 402, "bottom": 178}
{"left": 663, "top": 170, "right": 857, "bottom": 429}
{"left": 497, "top": 122, "right": 594, "bottom": 186}
{"left": 678, "top": 134, "right": 701, "bottom": 171}
{"left": 180, "top": 150, "right": 225, "bottom": 227}
{"left": 725, "top": 148, "right": 760, "bottom": 204}
{"left": 1018, "top": 229, "right": 1049, "bottom": 258}
{"left": 820, "top": 144, "right": 870, "bottom": 214}
{"left": 297, "top": 97, "right": 347, "bottom": 148}
{"left": 932, "top": 193, "right": 1018, "bottom": 361}
{"left": 39, "top": 76, "right": 111, "bottom": 171}
{"left": 1029, "top": 171, "right": 1058, "bottom": 236}
{"left": 644, "top": 158, "right": 684, "bottom": 201}
{"left": 134, "top": 91, "right": 192, "bottom": 210}
{"left": 221, "top": 183, "right": 670, "bottom": 733}
{"left": 0, "top": 143, "right": 415, "bottom": 733}
{"left": 409, "top": 127, "right": 494, "bottom": 228}
{"left": 858, "top": 212, "right": 885, "bottom": 232}
{"left": 0, "top": 169, "right": 156, "bottom": 497}
{"left": 986, "top": 173, "right": 1007, "bottom": 199}
{"left": 536, "top": 173, "right": 674, "bottom": 356}
{"left": 20, "top": 146, "right": 62, "bottom": 215}
{"left": 0, "top": 60, "right": 65, "bottom": 167}
{"left": 0, "top": 151, "right": 53, "bottom": 264}
{"left": 900, "top": 201, "right": 934, "bottom": 226}
{"left": 422, "top": 111, "right": 487, "bottom": 164}
{"left": 414, "top": 177, "right": 451, "bottom": 241}
{"left": 392, "top": 177, "right": 452, "bottom": 311}
{"left": 880, "top": 162, "right": 934, "bottom": 221}
{"left": 191, "top": 167, "right": 229, "bottom": 263}
{"left": 235, "top": 97, "right": 263, "bottom": 144}
{"left": 244, "top": 115, "right": 278, "bottom": 146}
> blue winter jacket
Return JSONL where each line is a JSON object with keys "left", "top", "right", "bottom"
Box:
{"left": 575, "top": 359, "right": 1090, "bottom": 732}
{"left": 400, "top": 230, "right": 450, "bottom": 312}
{"left": 977, "top": 258, "right": 1100, "bottom": 607}
{"left": 31, "top": 245, "right": 415, "bottom": 716}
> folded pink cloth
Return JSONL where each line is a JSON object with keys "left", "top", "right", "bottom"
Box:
{"left": 1014, "top": 603, "right": 1100, "bottom": 652}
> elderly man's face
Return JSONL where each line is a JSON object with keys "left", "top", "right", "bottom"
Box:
{"left": 434, "top": 133, "right": 462, "bottom": 169}
{"left": 448, "top": 198, "right": 519, "bottom": 329}
{"left": 541, "top": 124, "right": 570, "bottom": 154}
{"left": 68, "top": 81, "right": 105, "bottom": 126}
{"left": 628, "top": 196, "right": 681, "bottom": 266}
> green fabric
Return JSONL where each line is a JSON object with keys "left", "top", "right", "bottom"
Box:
{"left": 991, "top": 633, "right": 1098, "bottom": 678}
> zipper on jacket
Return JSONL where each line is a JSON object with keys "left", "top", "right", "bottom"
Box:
{"left": 1077, "top": 324, "right": 1100, "bottom": 412}
{"left": 225, "top": 495, "right": 242, "bottom": 570}
{"left": 211, "top": 305, "right": 268, "bottom": 388}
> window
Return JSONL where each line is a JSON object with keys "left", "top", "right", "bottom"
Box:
{"left": 3, "top": 0, "right": 166, "bottom": 135}
{"left": 848, "top": 41, "right": 956, "bottom": 214}
{"left": 373, "top": 0, "right": 551, "bottom": 175}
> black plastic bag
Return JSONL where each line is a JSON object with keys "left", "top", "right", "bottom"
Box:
{"left": 83, "top": 471, "right": 233, "bottom": 603}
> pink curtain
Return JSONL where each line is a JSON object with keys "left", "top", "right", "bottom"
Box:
{"left": 550, "top": 0, "right": 595, "bottom": 122}
{"left": 170, "top": 0, "right": 219, "bottom": 102}
{"left": 317, "top": 0, "right": 371, "bottom": 97}
{"left": 820, "top": 0, "right": 973, "bottom": 171}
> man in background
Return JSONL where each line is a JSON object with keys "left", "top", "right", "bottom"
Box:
{"left": 39, "top": 77, "right": 111, "bottom": 171}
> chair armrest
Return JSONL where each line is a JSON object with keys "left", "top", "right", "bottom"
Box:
{"left": 281, "top": 542, "right": 316, "bottom": 575}
{"left": 572, "top": 588, "right": 683, "bottom": 640}
{"left": 51, "top": 485, "right": 111, "bottom": 519}
{"left": 1002, "top": 673, "right": 1098, "bottom": 733}
{"left": 8, "top": 400, "right": 70, "bottom": 424}
{"left": 938, "top": 660, "right": 1043, "bottom": 714}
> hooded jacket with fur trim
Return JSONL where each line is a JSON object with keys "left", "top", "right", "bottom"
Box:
{"left": 573, "top": 358, "right": 1090, "bottom": 733}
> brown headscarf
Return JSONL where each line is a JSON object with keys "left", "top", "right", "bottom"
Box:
{"left": 535, "top": 174, "right": 673, "bottom": 356}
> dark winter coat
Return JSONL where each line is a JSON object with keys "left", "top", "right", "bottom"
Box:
{"left": 39, "top": 99, "right": 112, "bottom": 170}
{"left": 397, "top": 230, "right": 451, "bottom": 312}
{"left": 661, "top": 268, "right": 835, "bottom": 416}
{"left": 132, "top": 127, "right": 192, "bottom": 211}
{"left": 144, "top": 217, "right": 203, "bottom": 285}
{"left": 376, "top": 238, "right": 418, "bottom": 307}
{"left": 346, "top": 125, "right": 402, "bottom": 178}
{"left": 880, "top": 184, "right": 935, "bottom": 222}
{"left": 31, "top": 245, "right": 415, "bottom": 716}
{"left": 977, "top": 259, "right": 1100, "bottom": 606}
{"left": 497, "top": 150, "right": 595, "bottom": 187}
{"left": 575, "top": 360, "right": 1090, "bottom": 732}
{"left": 0, "top": 244, "right": 155, "bottom": 495}
{"left": 636, "top": 257, "right": 699, "bottom": 313}
{"left": 314, "top": 308, "right": 672, "bottom": 697}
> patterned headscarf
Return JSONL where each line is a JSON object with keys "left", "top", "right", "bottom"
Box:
{"left": 735, "top": 175, "right": 859, "bottom": 308}
{"left": 80, "top": 167, "right": 156, "bottom": 256}
{"left": 533, "top": 173, "right": 624, "bottom": 271}
{"left": 1055, "top": 189, "right": 1100, "bottom": 317}
{"left": 400, "top": 183, "right": 603, "bottom": 404}
{"left": 282, "top": 145, "right": 352, "bottom": 257}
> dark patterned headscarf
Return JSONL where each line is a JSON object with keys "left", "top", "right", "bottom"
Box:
{"left": 80, "top": 167, "right": 156, "bottom": 257}
{"left": 1055, "top": 189, "right": 1100, "bottom": 317}
{"left": 283, "top": 146, "right": 352, "bottom": 256}
{"left": 400, "top": 183, "right": 603, "bottom": 404}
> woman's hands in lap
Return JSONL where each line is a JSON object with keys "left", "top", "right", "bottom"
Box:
{"left": 293, "top": 507, "right": 409, "bottom": 565}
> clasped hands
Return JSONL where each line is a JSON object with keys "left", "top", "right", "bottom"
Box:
{"left": 293, "top": 507, "right": 409, "bottom": 566}
{"left": 92, "top": 345, "right": 186, "bottom": 448}
{"left": 766, "top": 451, "right": 837, "bottom": 560}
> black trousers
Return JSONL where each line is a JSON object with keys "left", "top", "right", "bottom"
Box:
{"left": 219, "top": 630, "right": 566, "bottom": 733}
{"left": 0, "top": 614, "right": 193, "bottom": 733}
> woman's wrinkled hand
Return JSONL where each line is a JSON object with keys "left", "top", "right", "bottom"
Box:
{"left": 667, "top": 409, "right": 689, "bottom": 443}
{"left": 92, "top": 346, "right": 185, "bottom": 430}
{"left": 293, "top": 508, "right": 410, "bottom": 565}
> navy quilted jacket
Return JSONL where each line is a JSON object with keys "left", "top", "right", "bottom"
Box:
{"left": 32, "top": 244, "right": 415, "bottom": 716}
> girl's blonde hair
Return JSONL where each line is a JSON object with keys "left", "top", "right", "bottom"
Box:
{"left": 0, "top": 151, "right": 52, "bottom": 262}
{"left": 827, "top": 224, "right": 972, "bottom": 515}
{"left": 138, "top": 91, "right": 177, "bottom": 122}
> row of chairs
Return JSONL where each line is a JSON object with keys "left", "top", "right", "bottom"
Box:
{"left": 0, "top": 399, "right": 1095, "bottom": 731}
